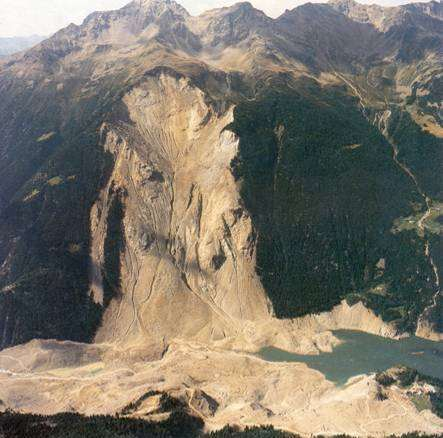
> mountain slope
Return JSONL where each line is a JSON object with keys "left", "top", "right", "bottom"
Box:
{"left": 329, "top": 0, "right": 443, "bottom": 31}
{"left": 0, "top": 0, "right": 441, "bottom": 352}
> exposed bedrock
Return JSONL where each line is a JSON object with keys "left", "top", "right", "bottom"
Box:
{"left": 90, "top": 74, "right": 271, "bottom": 347}
{"left": 87, "top": 73, "right": 432, "bottom": 353}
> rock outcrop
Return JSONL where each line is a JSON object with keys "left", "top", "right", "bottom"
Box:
{"left": 0, "top": 0, "right": 441, "bottom": 355}
{"left": 91, "top": 73, "right": 270, "bottom": 347}
{"left": 0, "top": 1, "right": 442, "bottom": 435}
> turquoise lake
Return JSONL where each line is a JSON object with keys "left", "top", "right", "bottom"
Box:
{"left": 259, "top": 330, "right": 443, "bottom": 385}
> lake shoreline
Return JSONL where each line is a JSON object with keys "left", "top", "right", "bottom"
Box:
{"left": 258, "top": 329, "right": 443, "bottom": 385}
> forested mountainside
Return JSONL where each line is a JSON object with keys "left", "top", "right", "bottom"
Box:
{"left": 0, "top": 409, "right": 204, "bottom": 438}
{"left": 0, "top": 0, "right": 441, "bottom": 350}
{"left": 0, "top": 410, "right": 442, "bottom": 438}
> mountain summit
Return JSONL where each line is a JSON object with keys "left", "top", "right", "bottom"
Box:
{"left": 122, "top": 0, "right": 190, "bottom": 18}
{"left": 329, "top": 0, "right": 443, "bottom": 30}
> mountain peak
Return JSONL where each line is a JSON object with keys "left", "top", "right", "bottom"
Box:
{"left": 125, "top": 0, "right": 189, "bottom": 17}
{"left": 328, "top": 0, "right": 384, "bottom": 16}
{"left": 328, "top": 0, "right": 358, "bottom": 8}
{"left": 229, "top": 2, "right": 255, "bottom": 11}
{"left": 328, "top": 0, "right": 442, "bottom": 31}
{"left": 191, "top": 1, "right": 271, "bottom": 47}
{"left": 198, "top": 1, "right": 264, "bottom": 18}
{"left": 328, "top": 0, "right": 399, "bottom": 30}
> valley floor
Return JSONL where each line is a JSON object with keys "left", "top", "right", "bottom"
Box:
{"left": 0, "top": 306, "right": 442, "bottom": 438}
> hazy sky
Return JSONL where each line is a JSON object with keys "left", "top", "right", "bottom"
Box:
{"left": 0, "top": 0, "right": 429, "bottom": 37}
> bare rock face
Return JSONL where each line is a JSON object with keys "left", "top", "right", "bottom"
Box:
{"left": 0, "top": 0, "right": 441, "bottom": 352}
{"left": 187, "top": 388, "right": 219, "bottom": 417}
{"left": 0, "top": 1, "right": 442, "bottom": 435}
{"left": 329, "top": 0, "right": 443, "bottom": 31}
{"left": 189, "top": 2, "right": 272, "bottom": 48}
{"left": 90, "top": 73, "right": 270, "bottom": 347}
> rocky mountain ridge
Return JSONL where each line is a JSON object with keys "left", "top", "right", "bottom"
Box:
{"left": 6, "top": 0, "right": 440, "bottom": 74}
{"left": 0, "top": 0, "right": 441, "bottom": 435}
{"left": 329, "top": 0, "right": 442, "bottom": 31}
{"left": 0, "top": 0, "right": 441, "bottom": 350}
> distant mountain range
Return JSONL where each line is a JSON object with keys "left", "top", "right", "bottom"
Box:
{"left": 0, "top": 35, "right": 46, "bottom": 56}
